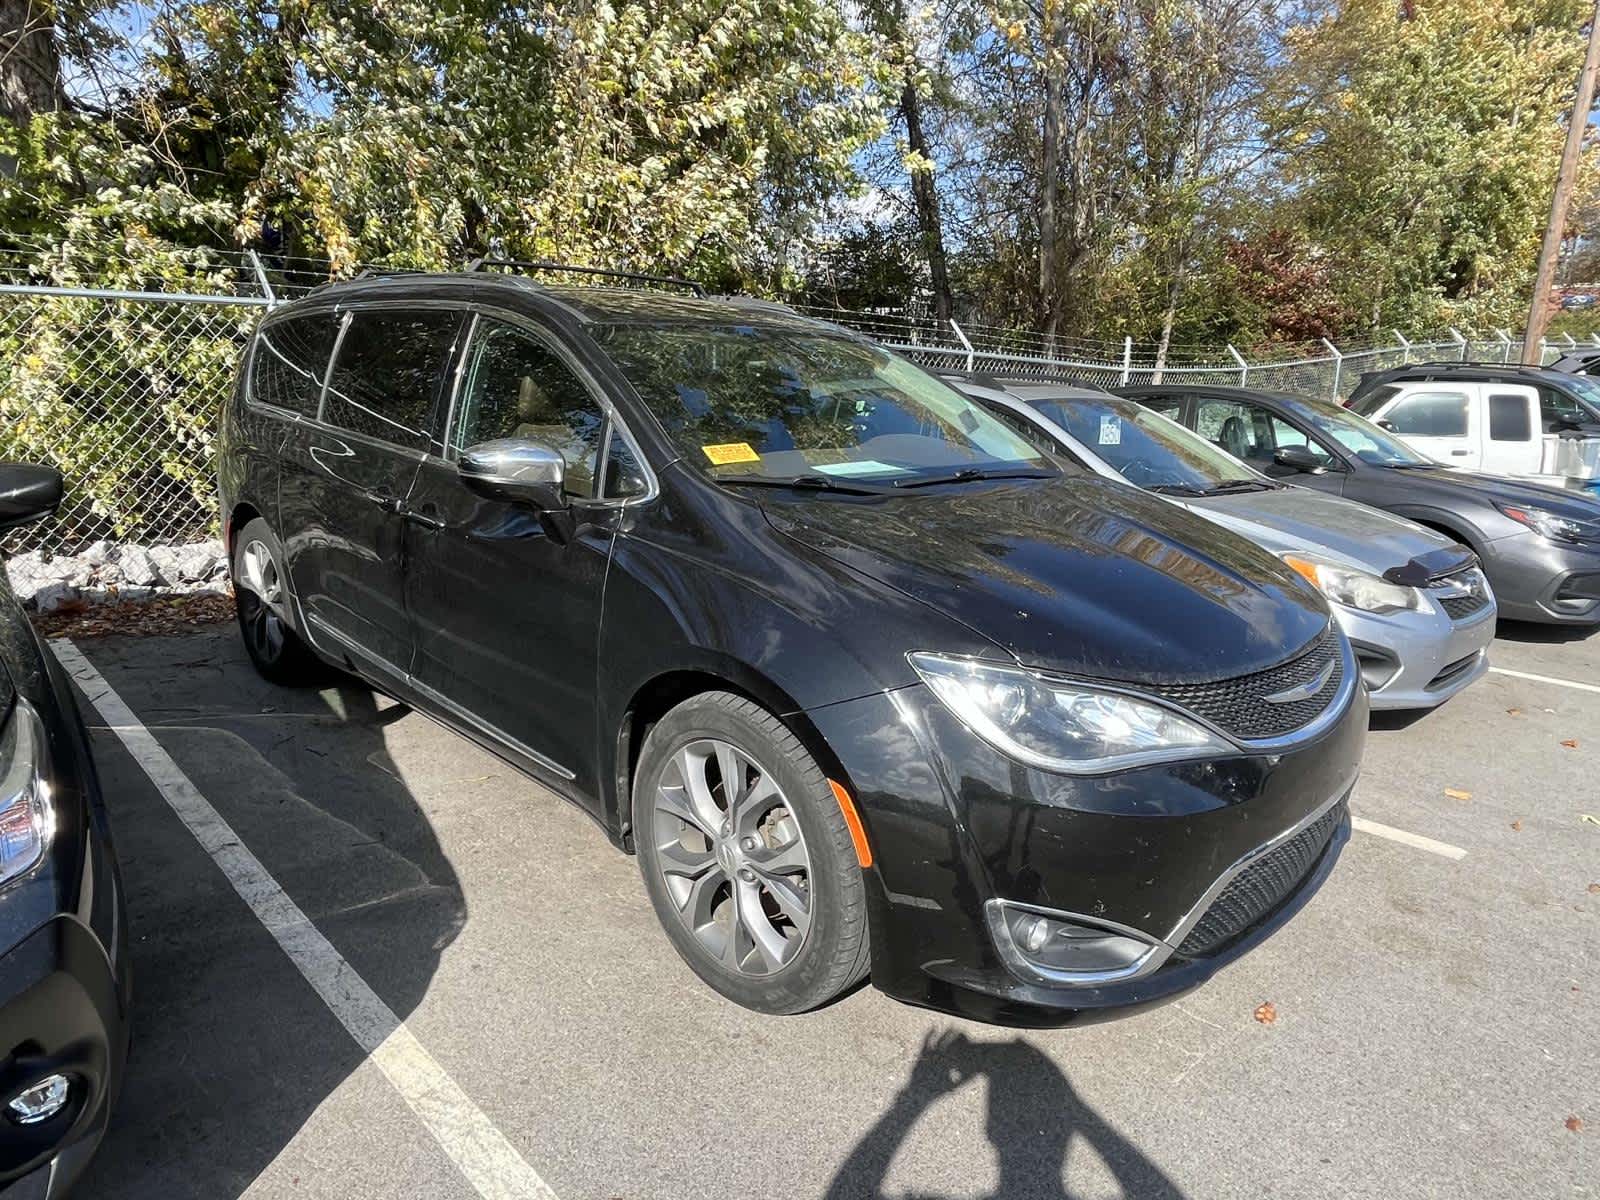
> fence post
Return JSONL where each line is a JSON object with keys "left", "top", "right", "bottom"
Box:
{"left": 1540, "top": 336, "right": 1550, "bottom": 364}
{"left": 1393, "top": 330, "right": 1412, "bottom": 364}
{"left": 1494, "top": 328, "right": 1514, "bottom": 363}
{"left": 1320, "top": 337, "right": 1343, "bottom": 400}
{"left": 1227, "top": 343, "right": 1248, "bottom": 386}
{"left": 1121, "top": 337, "right": 1132, "bottom": 386}
{"left": 948, "top": 318, "right": 975, "bottom": 374}
{"left": 1592, "top": 333, "right": 1600, "bottom": 347}
{"left": 1448, "top": 327, "right": 1468, "bottom": 361}
{"left": 245, "top": 249, "right": 275, "bottom": 307}
{"left": 1562, "top": 331, "right": 1579, "bottom": 349}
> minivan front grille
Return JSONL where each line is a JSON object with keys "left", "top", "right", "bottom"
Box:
{"left": 1175, "top": 800, "right": 1347, "bottom": 959}
{"left": 1155, "top": 628, "right": 1343, "bottom": 740}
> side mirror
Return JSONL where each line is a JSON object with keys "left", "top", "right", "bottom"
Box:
{"left": 0, "top": 464, "right": 64, "bottom": 531}
{"left": 457, "top": 439, "right": 568, "bottom": 510}
{"left": 1273, "top": 444, "right": 1326, "bottom": 474}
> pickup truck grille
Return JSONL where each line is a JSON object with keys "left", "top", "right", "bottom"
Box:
{"left": 1156, "top": 628, "right": 1343, "bottom": 740}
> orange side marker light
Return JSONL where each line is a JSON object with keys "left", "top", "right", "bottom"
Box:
{"left": 828, "top": 778, "right": 873, "bottom": 869}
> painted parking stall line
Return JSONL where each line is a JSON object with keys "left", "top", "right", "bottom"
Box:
{"left": 51, "top": 638, "right": 558, "bottom": 1200}
{"left": 1488, "top": 665, "right": 1600, "bottom": 696}
{"left": 1351, "top": 815, "right": 1467, "bottom": 861}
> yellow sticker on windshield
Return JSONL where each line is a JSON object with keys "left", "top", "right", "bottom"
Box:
{"left": 701, "top": 442, "right": 760, "bottom": 466}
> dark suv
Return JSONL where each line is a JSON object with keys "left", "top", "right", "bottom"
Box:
{"left": 217, "top": 266, "right": 1366, "bottom": 1025}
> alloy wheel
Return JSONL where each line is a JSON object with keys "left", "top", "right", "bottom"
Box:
{"left": 652, "top": 738, "right": 813, "bottom": 976}
{"left": 237, "top": 539, "right": 286, "bottom": 661}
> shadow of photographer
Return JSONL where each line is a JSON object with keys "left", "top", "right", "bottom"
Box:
{"left": 828, "top": 1030, "right": 1185, "bottom": 1200}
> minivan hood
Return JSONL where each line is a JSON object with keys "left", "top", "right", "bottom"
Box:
{"left": 758, "top": 477, "right": 1331, "bottom": 686}
{"left": 1181, "top": 485, "right": 1455, "bottom": 571}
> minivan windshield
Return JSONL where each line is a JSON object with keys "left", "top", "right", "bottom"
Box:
{"left": 595, "top": 324, "right": 1053, "bottom": 486}
{"left": 1027, "top": 393, "right": 1263, "bottom": 494}
{"left": 1297, "top": 396, "right": 1434, "bottom": 467}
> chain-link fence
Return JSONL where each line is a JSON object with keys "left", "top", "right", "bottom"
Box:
{"left": 4, "top": 270, "right": 1598, "bottom": 562}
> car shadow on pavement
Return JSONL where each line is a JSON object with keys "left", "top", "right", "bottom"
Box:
{"left": 1492, "top": 618, "right": 1599, "bottom": 645}
{"left": 826, "top": 1030, "right": 1185, "bottom": 1200}
{"left": 67, "top": 630, "right": 465, "bottom": 1199}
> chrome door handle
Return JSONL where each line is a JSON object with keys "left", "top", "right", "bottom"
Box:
{"left": 361, "top": 488, "right": 402, "bottom": 513}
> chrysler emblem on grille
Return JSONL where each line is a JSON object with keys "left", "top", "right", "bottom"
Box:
{"left": 1262, "top": 658, "right": 1336, "bottom": 705}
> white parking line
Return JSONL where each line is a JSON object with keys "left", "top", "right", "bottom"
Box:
{"left": 1489, "top": 666, "right": 1600, "bottom": 695}
{"left": 1351, "top": 815, "right": 1467, "bottom": 861}
{"left": 51, "top": 639, "right": 558, "bottom": 1200}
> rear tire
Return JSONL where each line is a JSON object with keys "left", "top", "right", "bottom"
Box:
{"left": 231, "top": 518, "right": 324, "bottom": 685}
{"left": 633, "top": 691, "right": 870, "bottom": 1014}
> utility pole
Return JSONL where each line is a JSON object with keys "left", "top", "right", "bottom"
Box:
{"left": 1524, "top": 0, "right": 1600, "bottom": 364}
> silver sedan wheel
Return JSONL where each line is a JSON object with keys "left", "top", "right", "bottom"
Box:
{"left": 238, "top": 539, "right": 286, "bottom": 661}
{"left": 652, "top": 739, "right": 813, "bottom": 977}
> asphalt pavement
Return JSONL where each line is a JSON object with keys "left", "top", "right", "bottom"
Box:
{"left": 56, "top": 618, "right": 1600, "bottom": 1200}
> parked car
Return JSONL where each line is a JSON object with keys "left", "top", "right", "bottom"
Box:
{"left": 0, "top": 465, "right": 130, "bottom": 1197}
{"left": 218, "top": 266, "right": 1367, "bottom": 1026}
{"left": 1546, "top": 347, "right": 1600, "bottom": 377}
{"left": 1347, "top": 362, "right": 1600, "bottom": 490}
{"left": 949, "top": 378, "right": 1495, "bottom": 709}
{"left": 1120, "top": 383, "right": 1600, "bottom": 625}
{"left": 1559, "top": 294, "right": 1597, "bottom": 311}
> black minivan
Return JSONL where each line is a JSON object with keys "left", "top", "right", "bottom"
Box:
{"left": 217, "top": 267, "right": 1367, "bottom": 1025}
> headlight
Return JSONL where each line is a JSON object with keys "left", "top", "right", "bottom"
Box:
{"left": 1281, "top": 554, "right": 1421, "bottom": 614}
{"left": 1497, "top": 503, "right": 1600, "bottom": 544}
{"left": 909, "top": 653, "right": 1231, "bottom": 774}
{"left": 0, "top": 698, "right": 53, "bottom": 887}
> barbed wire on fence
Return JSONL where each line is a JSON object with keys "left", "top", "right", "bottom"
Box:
{"left": 3, "top": 266, "right": 1598, "bottom": 560}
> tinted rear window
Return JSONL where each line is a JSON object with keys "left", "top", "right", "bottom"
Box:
{"left": 249, "top": 314, "right": 338, "bottom": 416}
{"left": 1488, "top": 394, "right": 1532, "bottom": 442}
{"left": 1385, "top": 391, "right": 1468, "bottom": 437}
{"left": 323, "top": 309, "right": 464, "bottom": 449}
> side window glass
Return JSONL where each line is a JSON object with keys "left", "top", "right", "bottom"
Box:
{"left": 250, "top": 314, "right": 338, "bottom": 416}
{"left": 1384, "top": 391, "right": 1468, "bottom": 437}
{"left": 1138, "top": 394, "right": 1186, "bottom": 420}
{"left": 1540, "top": 388, "right": 1581, "bottom": 428}
{"left": 457, "top": 321, "right": 606, "bottom": 498}
{"left": 602, "top": 429, "right": 649, "bottom": 499}
{"left": 1269, "top": 417, "right": 1336, "bottom": 466}
{"left": 1196, "top": 398, "right": 1269, "bottom": 464}
{"left": 324, "top": 310, "right": 463, "bottom": 449}
{"left": 1488, "top": 394, "right": 1532, "bottom": 442}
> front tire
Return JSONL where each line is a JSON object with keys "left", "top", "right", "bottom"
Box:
{"left": 633, "top": 691, "right": 870, "bottom": 1014}
{"left": 231, "top": 518, "right": 323, "bottom": 685}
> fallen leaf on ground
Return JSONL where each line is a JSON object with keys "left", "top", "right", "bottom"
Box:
{"left": 1253, "top": 1001, "right": 1277, "bottom": 1025}
{"left": 30, "top": 591, "right": 235, "bottom": 639}
{"left": 1588, "top": 883, "right": 1600, "bottom": 894}
{"left": 1566, "top": 1116, "right": 1584, "bottom": 1133}
{"left": 1506, "top": 707, "right": 1523, "bottom": 716}
{"left": 1444, "top": 787, "right": 1472, "bottom": 801}
{"left": 1561, "top": 739, "right": 1579, "bottom": 749}
{"left": 1511, "top": 820, "right": 1523, "bottom": 831}
{"left": 1581, "top": 814, "right": 1600, "bottom": 827}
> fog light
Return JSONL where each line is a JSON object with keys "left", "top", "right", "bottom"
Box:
{"left": 7, "top": 1074, "right": 69, "bottom": 1125}
{"left": 988, "top": 900, "right": 1159, "bottom": 984}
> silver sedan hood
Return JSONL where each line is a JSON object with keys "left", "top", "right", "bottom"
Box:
{"left": 1179, "top": 485, "right": 1458, "bottom": 572}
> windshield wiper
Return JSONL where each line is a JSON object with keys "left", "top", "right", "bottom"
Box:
{"left": 1147, "top": 483, "right": 1206, "bottom": 496}
{"left": 1199, "top": 480, "right": 1274, "bottom": 495}
{"left": 892, "top": 467, "right": 1055, "bottom": 489}
{"left": 715, "top": 473, "right": 890, "bottom": 496}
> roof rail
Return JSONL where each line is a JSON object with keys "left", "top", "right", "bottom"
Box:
{"left": 462, "top": 257, "right": 707, "bottom": 298}
{"left": 352, "top": 266, "right": 426, "bottom": 281}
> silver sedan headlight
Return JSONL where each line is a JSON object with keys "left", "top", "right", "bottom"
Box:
{"left": 909, "top": 653, "right": 1232, "bottom": 774}
{"left": 1, "top": 698, "right": 53, "bottom": 887}
{"left": 1281, "top": 553, "right": 1422, "bottom": 615}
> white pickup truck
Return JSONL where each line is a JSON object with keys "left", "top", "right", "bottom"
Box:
{"left": 1351, "top": 372, "right": 1600, "bottom": 492}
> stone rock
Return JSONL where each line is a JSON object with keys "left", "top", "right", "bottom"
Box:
{"left": 83, "top": 540, "right": 119, "bottom": 566}
{"left": 118, "top": 546, "right": 162, "bottom": 587}
{"left": 174, "top": 544, "right": 222, "bottom": 582}
{"left": 115, "top": 585, "right": 156, "bottom": 603}
{"left": 34, "top": 582, "right": 78, "bottom": 612}
{"left": 54, "top": 555, "right": 94, "bottom": 588}
{"left": 148, "top": 546, "right": 185, "bottom": 583}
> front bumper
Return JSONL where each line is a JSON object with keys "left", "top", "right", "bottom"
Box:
{"left": 1338, "top": 595, "right": 1495, "bottom": 710}
{"left": 0, "top": 914, "right": 127, "bottom": 1199}
{"left": 1483, "top": 531, "right": 1600, "bottom": 624}
{"left": 809, "top": 672, "right": 1368, "bottom": 1027}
